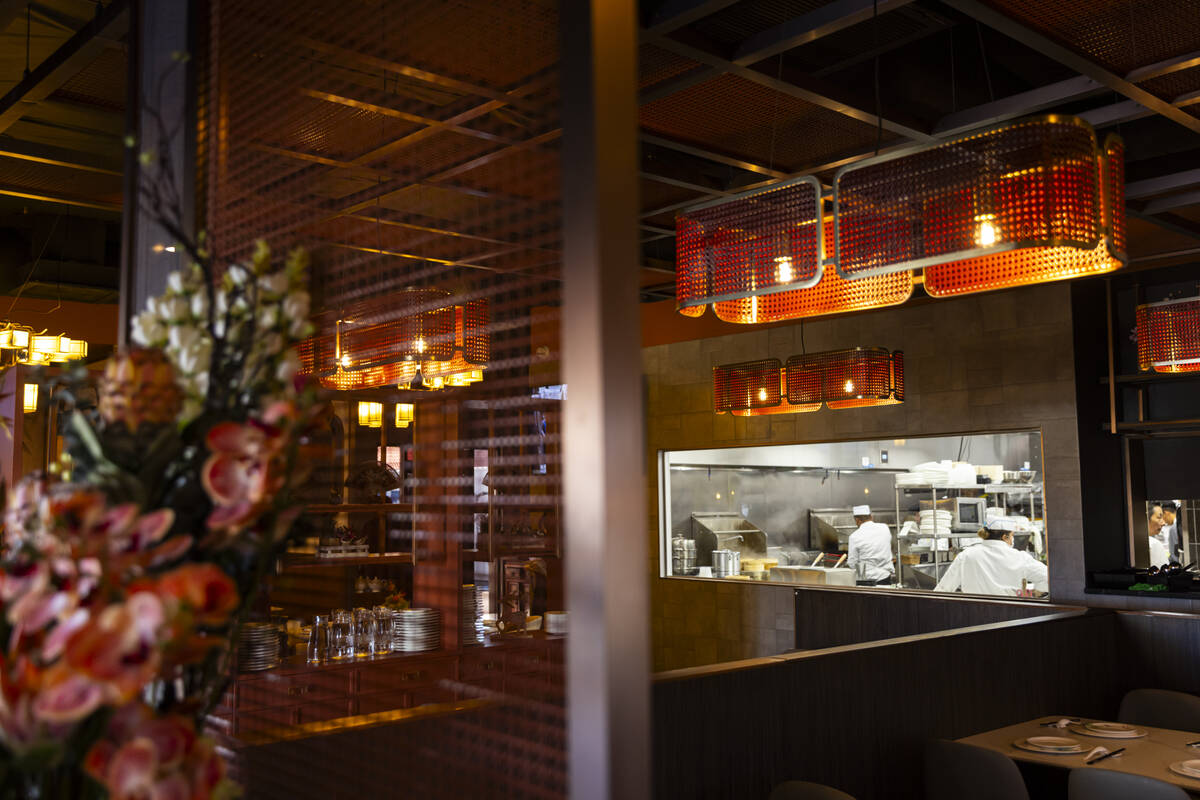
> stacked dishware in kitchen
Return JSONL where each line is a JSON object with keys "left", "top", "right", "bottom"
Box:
{"left": 544, "top": 611, "right": 567, "bottom": 635}
{"left": 711, "top": 549, "right": 741, "bottom": 578}
{"left": 392, "top": 608, "right": 441, "bottom": 652}
{"left": 671, "top": 537, "right": 697, "bottom": 575}
{"left": 238, "top": 622, "right": 281, "bottom": 672}
{"left": 460, "top": 584, "right": 485, "bottom": 645}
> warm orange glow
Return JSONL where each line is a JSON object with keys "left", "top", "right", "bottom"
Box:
{"left": 1137, "top": 296, "right": 1200, "bottom": 373}
{"left": 923, "top": 240, "right": 1123, "bottom": 298}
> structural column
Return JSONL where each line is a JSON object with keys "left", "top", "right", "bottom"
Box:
{"left": 560, "top": 2, "right": 650, "bottom": 799}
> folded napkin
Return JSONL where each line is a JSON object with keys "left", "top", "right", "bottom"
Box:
{"left": 1042, "top": 718, "right": 1081, "bottom": 728}
{"left": 1085, "top": 746, "right": 1122, "bottom": 763}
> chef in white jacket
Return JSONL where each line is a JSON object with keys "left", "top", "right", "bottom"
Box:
{"left": 846, "top": 505, "right": 895, "bottom": 587}
{"left": 934, "top": 518, "right": 1048, "bottom": 597}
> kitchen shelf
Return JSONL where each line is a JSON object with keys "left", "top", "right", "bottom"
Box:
{"left": 304, "top": 504, "right": 410, "bottom": 513}
{"left": 281, "top": 554, "right": 415, "bottom": 569}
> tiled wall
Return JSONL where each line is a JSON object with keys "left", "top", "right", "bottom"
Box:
{"left": 644, "top": 283, "right": 1087, "bottom": 672}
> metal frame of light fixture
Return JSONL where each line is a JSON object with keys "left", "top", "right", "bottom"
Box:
{"left": 676, "top": 115, "right": 1126, "bottom": 322}
{"left": 1136, "top": 295, "right": 1200, "bottom": 373}
{"left": 0, "top": 323, "right": 88, "bottom": 365}
{"left": 713, "top": 348, "right": 904, "bottom": 415}
{"left": 833, "top": 115, "right": 1126, "bottom": 294}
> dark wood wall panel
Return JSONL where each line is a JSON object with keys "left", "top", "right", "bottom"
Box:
{"left": 655, "top": 612, "right": 1121, "bottom": 800}
{"left": 1116, "top": 612, "right": 1200, "bottom": 697}
{"left": 793, "top": 589, "right": 1069, "bottom": 651}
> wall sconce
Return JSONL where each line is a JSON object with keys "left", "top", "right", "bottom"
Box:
{"left": 395, "top": 403, "right": 414, "bottom": 428}
{"left": 22, "top": 383, "right": 37, "bottom": 413}
{"left": 357, "top": 401, "right": 383, "bottom": 428}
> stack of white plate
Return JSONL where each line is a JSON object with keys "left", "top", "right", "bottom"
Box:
{"left": 460, "top": 584, "right": 485, "bottom": 645}
{"left": 919, "top": 510, "right": 952, "bottom": 533}
{"left": 238, "top": 623, "right": 281, "bottom": 672}
{"left": 1068, "top": 721, "right": 1147, "bottom": 739}
{"left": 545, "top": 611, "right": 567, "bottom": 635}
{"left": 1012, "top": 736, "right": 1085, "bottom": 754}
{"left": 393, "top": 608, "right": 441, "bottom": 652}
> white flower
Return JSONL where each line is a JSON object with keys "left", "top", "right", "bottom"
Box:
{"left": 258, "top": 271, "right": 289, "bottom": 296}
{"left": 167, "top": 324, "right": 202, "bottom": 354}
{"left": 258, "top": 305, "right": 279, "bottom": 330}
{"left": 283, "top": 292, "right": 310, "bottom": 324}
{"left": 166, "top": 271, "right": 188, "bottom": 295}
{"left": 175, "top": 338, "right": 212, "bottom": 377}
{"left": 226, "top": 264, "right": 251, "bottom": 286}
{"left": 156, "top": 296, "right": 189, "bottom": 323}
{"left": 190, "top": 291, "right": 209, "bottom": 320}
{"left": 131, "top": 310, "right": 166, "bottom": 346}
{"left": 230, "top": 296, "right": 249, "bottom": 318}
{"left": 276, "top": 349, "right": 301, "bottom": 383}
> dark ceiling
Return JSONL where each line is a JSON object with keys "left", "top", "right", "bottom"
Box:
{"left": 635, "top": 0, "right": 1200, "bottom": 300}
{"left": 0, "top": 0, "right": 126, "bottom": 303}
{"left": 1, "top": 0, "right": 1200, "bottom": 309}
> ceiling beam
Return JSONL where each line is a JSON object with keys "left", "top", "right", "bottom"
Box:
{"left": 0, "top": 184, "right": 120, "bottom": 212}
{"left": 732, "top": 0, "right": 916, "bottom": 65}
{"left": 639, "top": 132, "right": 788, "bottom": 179}
{"left": 1142, "top": 189, "right": 1200, "bottom": 216}
{"left": 0, "top": 134, "right": 122, "bottom": 175}
{"left": 1126, "top": 168, "right": 1200, "bottom": 200}
{"left": 643, "top": 33, "right": 935, "bottom": 143}
{"left": 934, "top": 76, "right": 1104, "bottom": 136}
{"left": 1127, "top": 209, "right": 1200, "bottom": 242}
{"left": 0, "top": 0, "right": 129, "bottom": 137}
{"left": 642, "top": 0, "right": 741, "bottom": 36}
{"left": 940, "top": 0, "right": 1200, "bottom": 136}
{"left": 1126, "top": 49, "right": 1200, "bottom": 83}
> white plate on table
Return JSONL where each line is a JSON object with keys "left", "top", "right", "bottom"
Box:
{"left": 1169, "top": 760, "right": 1200, "bottom": 780}
{"left": 1013, "top": 736, "right": 1086, "bottom": 754}
{"left": 1068, "top": 721, "right": 1147, "bottom": 739}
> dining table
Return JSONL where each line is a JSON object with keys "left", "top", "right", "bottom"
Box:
{"left": 958, "top": 716, "right": 1200, "bottom": 796}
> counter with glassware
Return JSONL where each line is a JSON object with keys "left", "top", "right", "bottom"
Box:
{"left": 214, "top": 630, "right": 566, "bottom": 744}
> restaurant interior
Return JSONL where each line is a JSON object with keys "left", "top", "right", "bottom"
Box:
{"left": 2, "top": 0, "right": 1200, "bottom": 798}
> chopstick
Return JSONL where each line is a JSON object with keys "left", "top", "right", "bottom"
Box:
{"left": 1186, "top": 739, "right": 1200, "bottom": 747}
{"left": 1086, "top": 747, "right": 1125, "bottom": 764}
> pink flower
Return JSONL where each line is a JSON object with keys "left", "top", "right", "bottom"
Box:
{"left": 151, "top": 564, "right": 239, "bottom": 627}
{"left": 61, "top": 592, "right": 165, "bottom": 704}
{"left": 32, "top": 673, "right": 103, "bottom": 724}
{"left": 201, "top": 420, "right": 286, "bottom": 532}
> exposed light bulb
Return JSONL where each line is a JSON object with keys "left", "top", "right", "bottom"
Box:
{"left": 775, "top": 255, "right": 793, "bottom": 283}
{"left": 414, "top": 337, "right": 427, "bottom": 354}
{"left": 715, "top": 492, "right": 721, "bottom": 500}
{"left": 750, "top": 294, "right": 758, "bottom": 324}
{"left": 757, "top": 387, "right": 768, "bottom": 402}
{"left": 975, "top": 214, "right": 997, "bottom": 247}
{"left": 844, "top": 379, "right": 855, "bottom": 393}
{"left": 340, "top": 354, "right": 351, "bottom": 368}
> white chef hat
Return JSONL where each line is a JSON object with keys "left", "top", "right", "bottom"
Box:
{"left": 986, "top": 517, "right": 1014, "bottom": 531}
{"left": 852, "top": 504, "right": 871, "bottom": 516}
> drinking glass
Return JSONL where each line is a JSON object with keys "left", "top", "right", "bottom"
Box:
{"left": 373, "top": 607, "right": 393, "bottom": 654}
{"left": 308, "top": 615, "right": 329, "bottom": 664}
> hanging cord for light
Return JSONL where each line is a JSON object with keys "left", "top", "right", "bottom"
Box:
{"left": 23, "top": 3, "right": 31, "bottom": 79}
{"left": 6, "top": 213, "right": 62, "bottom": 318}
{"left": 976, "top": 22, "right": 995, "bottom": 103}
{"left": 873, "top": 0, "right": 882, "bottom": 155}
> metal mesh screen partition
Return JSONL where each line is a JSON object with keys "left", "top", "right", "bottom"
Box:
{"left": 203, "top": 2, "right": 566, "bottom": 797}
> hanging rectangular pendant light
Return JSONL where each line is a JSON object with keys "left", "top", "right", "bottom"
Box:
{"left": 834, "top": 116, "right": 1125, "bottom": 296}
{"left": 676, "top": 177, "right": 824, "bottom": 315}
{"left": 714, "top": 349, "right": 903, "bottom": 414}
{"left": 301, "top": 291, "right": 488, "bottom": 391}
{"left": 1137, "top": 296, "right": 1200, "bottom": 373}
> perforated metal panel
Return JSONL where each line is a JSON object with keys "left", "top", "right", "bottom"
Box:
{"left": 676, "top": 177, "right": 823, "bottom": 313}
{"left": 1137, "top": 296, "right": 1200, "bottom": 373}
{"left": 836, "top": 116, "right": 1123, "bottom": 295}
{"left": 713, "top": 359, "right": 783, "bottom": 413}
{"left": 785, "top": 348, "right": 903, "bottom": 409}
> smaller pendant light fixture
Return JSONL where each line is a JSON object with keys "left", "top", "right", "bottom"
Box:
{"left": 357, "top": 401, "right": 383, "bottom": 428}
{"left": 0, "top": 324, "right": 87, "bottom": 365}
{"left": 22, "top": 382, "right": 37, "bottom": 413}
{"left": 1137, "top": 296, "right": 1200, "bottom": 373}
{"left": 714, "top": 348, "right": 903, "bottom": 415}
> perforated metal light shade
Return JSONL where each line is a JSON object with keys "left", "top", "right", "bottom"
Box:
{"left": 715, "top": 349, "right": 902, "bottom": 414}
{"left": 835, "top": 116, "right": 1125, "bottom": 297}
{"left": 787, "top": 348, "right": 903, "bottom": 410}
{"left": 676, "top": 177, "right": 823, "bottom": 314}
{"left": 299, "top": 291, "right": 489, "bottom": 390}
{"left": 1137, "top": 296, "right": 1200, "bottom": 373}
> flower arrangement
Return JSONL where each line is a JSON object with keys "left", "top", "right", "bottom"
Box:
{"left": 382, "top": 592, "right": 410, "bottom": 612}
{"left": 0, "top": 238, "right": 318, "bottom": 798}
